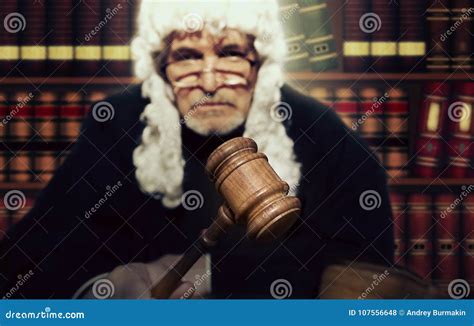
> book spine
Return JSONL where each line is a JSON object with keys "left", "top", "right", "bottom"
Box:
{"left": 434, "top": 194, "right": 461, "bottom": 290}
{"left": 359, "top": 87, "right": 384, "bottom": 139}
{"left": 34, "top": 92, "right": 58, "bottom": 142}
{"left": 279, "top": 0, "right": 310, "bottom": 71}
{"left": 450, "top": 0, "right": 473, "bottom": 71}
{"left": 74, "top": 0, "right": 103, "bottom": 76}
{"left": 0, "top": 0, "right": 19, "bottom": 76}
{"left": 102, "top": 0, "right": 132, "bottom": 76}
{"left": 333, "top": 87, "right": 359, "bottom": 130}
{"left": 426, "top": 0, "right": 451, "bottom": 71}
{"left": 9, "top": 92, "right": 34, "bottom": 141}
{"left": 398, "top": 0, "right": 427, "bottom": 72}
{"left": 298, "top": 0, "right": 338, "bottom": 72}
{"left": 407, "top": 193, "right": 433, "bottom": 280}
{"left": 18, "top": 1, "right": 46, "bottom": 76}
{"left": 385, "top": 146, "right": 409, "bottom": 179}
{"left": 343, "top": 0, "right": 371, "bottom": 72}
{"left": 9, "top": 150, "right": 31, "bottom": 182}
{"left": 34, "top": 151, "right": 56, "bottom": 183}
{"left": 47, "top": 0, "right": 74, "bottom": 76}
{"left": 59, "top": 92, "right": 84, "bottom": 141}
{"left": 446, "top": 82, "right": 474, "bottom": 178}
{"left": 309, "top": 87, "right": 333, "bottom": 108}
{"left": 414, "top": 82, "right": 450, "bottom": 177}
{"left": 391, "top": 192, "right": 407, "bottom": 267}
{"left": 371, "top": 0, "right": 399, "bottom": 72}
{"left": 385, "top": 87, "right": 409, "bottom": 138}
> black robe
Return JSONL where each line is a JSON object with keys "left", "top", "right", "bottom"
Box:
{"left": 0, "top": 85, "right": 393, "bottom": 298}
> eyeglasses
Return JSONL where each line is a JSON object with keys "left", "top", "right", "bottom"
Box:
{"left": 163, "top": 54, "right": 258, "bottom": 89}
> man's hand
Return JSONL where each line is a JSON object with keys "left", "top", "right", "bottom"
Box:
{"left": 82, "top": 255, "right": 202, "bottom": 299}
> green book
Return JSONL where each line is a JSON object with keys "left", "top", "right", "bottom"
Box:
{"left": 279, "top": 0, "right": 310, "bottom": 71}
{"left": 298, "top": 0, "right": 338, "bottom": 72}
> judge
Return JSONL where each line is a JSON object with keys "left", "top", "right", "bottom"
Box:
{"left": 0, "top": 0, "right": 393, "bottom": 299}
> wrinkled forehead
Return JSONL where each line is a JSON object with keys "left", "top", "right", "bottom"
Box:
{"left": 167, "top": 28, "right": 255, "bottom": 53}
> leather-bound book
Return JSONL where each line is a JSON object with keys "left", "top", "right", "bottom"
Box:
{"left": 451, "top": 0, "right": 473, "bottom": 71}
{"left": 60, "top": 92, "right": 84, "bottom": 141}
{"left": 333, "top": 87, "right": 359, "bottom": 130}
{"left": 398, "top": 0, "right": 427, "bottom": 72}
{"left": 74, "top": 0, "right": 102, "bottom": 76}
{"left": 359, "top": 87, "right": 384, "bottom": 140}
{"left": 343, "top": 0, "right": 371, "bottom": 72}
{"left": 385, "top": 146, "right": 409, "bottom": 179}
{"left": 385, "top": 87, "right": 409, "bottom": 138}
{"left": 35, "top": 92, "right": 58, "bottom": 142}
{"left": 47, "top": 0, "right": 74, "bottom": 76}
{"left": 391, "top": 193, "right": 407, "bottom": 267}
{"left": 406, "top": 193, "right": 433, "bottom": 280}
{"left": 18, "top": 1, "right": 46, "bottom": 76}
{"left": 426, "top": 0, "right": 451, "bottom": 71}
{"left": 414, "top": 82, "right": 450, "bottom": 177}
{"left": 102, "top": 0, "right": 132, "bottom": 76}
{"left": 434, "top": 194, "right": 461, "bottom": 291}
{"left": 9, "top": 150, "right": 31, "bottom": 182}
{"left": 0, "top": 0, "right": 19, "bottom": 76}
{"left": 34, "top": 150, "right": 56, "bottom": 183}
{"left": 309, "top": 87, "right": 333, "bottom": 108}
{"left": 9, "top": 92, "right": 34, "bottom": 141}
{"left": 298, "top": 0, "right": 338, "bottom": 72}
{"left": 371, "top": 0, "right": 399, "bottom": 72}
{"left": 446, "top": 82, "right": 474, "bottom": 178}
{"left": 279, "top": 0, "right": 310, "bottom": 71}
{"left": 463, "top": 194, "right": 474, "bottom": 288}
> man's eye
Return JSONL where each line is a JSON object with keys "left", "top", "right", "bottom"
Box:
{"left": 219, "top": 50, "right": 246, "bottom": 58}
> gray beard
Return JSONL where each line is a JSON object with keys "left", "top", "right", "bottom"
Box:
{"left": 184, "top": 112, "right": 246, "bottom": 136}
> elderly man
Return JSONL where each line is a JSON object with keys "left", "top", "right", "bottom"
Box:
{"left": 0, "top": 0, "right": 393, "bottom": 299}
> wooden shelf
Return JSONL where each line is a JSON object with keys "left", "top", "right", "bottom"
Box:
{"left": 0, "top": 72, "right": 473, "bottom": 85}
{"left": 0, "top": 178, "right": 471, "bottom": 191}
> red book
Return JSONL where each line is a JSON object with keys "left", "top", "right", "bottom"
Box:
{"left": 371, "top": 0, "right": 398, "bottom": 72}
{"left": 47, "top": 0, "right": 74, "bottom": 76}
{"left": 451, "top": 0, "right": 472, "bottom": 71}
{"left": 446, "top": 82, "right": 474, "bottom": 178}
{"left": 414, "top": 83, "right": 450, "bottom": 177}
{"left": 359, "top": 87, "right": 384, "bottom": 139}
{"left": 9, "top": 92, "right": 34, "bottom": 141}
{"left": 35, "top": 92, "right": 58, "bottom": 142}
{"left": 434, "top": 194, "right": 461, "bottom": 288}
{"left": 391, "top": 193, "right": 407, "bottom": 267}
{"left": 0, "top": 0, "right": 19, "bottom": 76}
{"left": 398, "top": 0, "right": 427, "bottom": 71}
{"left": 102, "top": 0, "right": 131, "bottom": 76}
{"left": 74, "top": 0, "right": 102, "bottom": 76}
{"left": 60, "top": 92, "right": 84, "bottom": 141}
{"left": 426, "top": 0, "right": 451, "bottom": 71}
{"left": 406, "top": 193, "right": 433, "bottom": 280}
{"left": 385, "top": 87, "right": 409, "bottom": 138}
{"left": 18, "top": 1, "right": 46, "bottom": 76}
{"left": 463, "top": 194, "right": 474, "bottom": 287}
{"left": 343, "top": 0, "right": 371, "bottom": 72}
{"left": 333, "top": 87, "right": 359, "bottom": 130}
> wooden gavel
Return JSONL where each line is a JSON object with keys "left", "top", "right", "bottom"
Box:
{"left": 150, "top": 137, "right": 301, "bottom": 298}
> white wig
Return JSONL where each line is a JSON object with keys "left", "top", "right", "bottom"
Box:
{"left": 131, "top": 0, "right": 301, "bottom": 208}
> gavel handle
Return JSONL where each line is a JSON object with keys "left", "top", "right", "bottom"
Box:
{"left": 150, "top": 204, "right": 234, "bottom": 299}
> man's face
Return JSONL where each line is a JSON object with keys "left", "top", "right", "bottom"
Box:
{"left": 163, "top": 28, "right": 259, "bottom": 136}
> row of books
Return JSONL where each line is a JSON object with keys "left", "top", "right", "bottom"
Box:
{"left": 0, "top": 90, "right": 108, "bottom": 141}
{"left": 391, "top": 192, "right": 474, "bottom": 287}
{"left": 342, "top": 0, "right": 474, "bottom": 73}
{"left": 0, "top": 0, "right": 135, "bottom": 76}
{"left": 415, "top": 82, "right": 474, "bottom": 179}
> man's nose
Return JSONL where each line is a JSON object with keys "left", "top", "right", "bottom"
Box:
{"left": 200, "top": 58, "right": 218, "bottom": 93}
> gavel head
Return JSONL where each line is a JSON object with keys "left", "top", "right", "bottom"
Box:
{"left": 206, "top": 137, "right": 301, "bottom": 242}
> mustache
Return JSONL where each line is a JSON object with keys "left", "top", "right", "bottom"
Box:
{"left": 190, "top": 93, "right": 236, "bottom": 109}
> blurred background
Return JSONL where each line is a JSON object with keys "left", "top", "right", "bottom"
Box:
{"left": 0, "top": 0, "right": 473, "bottom": 296}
